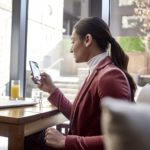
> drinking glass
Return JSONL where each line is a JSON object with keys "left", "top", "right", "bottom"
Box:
{"left": 10, "top": 80, "right": 20, "bottom": 100}
{"left": 31, "top": 88, "right": 43, "bottom": 103}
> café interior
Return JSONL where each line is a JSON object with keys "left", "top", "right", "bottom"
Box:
{"left": 0, "top": 0, "right": 150, "bottom": 149}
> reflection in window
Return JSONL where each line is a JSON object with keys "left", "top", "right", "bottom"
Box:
{"left": 0, "top": 0, "right": 12, "bottom": 96}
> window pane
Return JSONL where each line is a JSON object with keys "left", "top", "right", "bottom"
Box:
{"left": 26, "top": 0, "right": 87, "bottom": 101}
{"left": 110, "top": 0, "right": 150, "bottom": 86}
{"left": 0, "top": 0, "right": 12, "bottom": 96}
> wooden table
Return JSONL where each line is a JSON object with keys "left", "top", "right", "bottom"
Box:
{"left": 0, "top": 100, "right": 67, "bottom": 150}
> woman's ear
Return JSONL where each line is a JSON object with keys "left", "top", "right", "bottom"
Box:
{"left": 84, "top": 34, "right": 93, "bottom": 47}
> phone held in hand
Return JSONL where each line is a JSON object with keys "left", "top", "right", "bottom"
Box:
{"left": 29, "top": 61, "right": 41, "bottom": 84}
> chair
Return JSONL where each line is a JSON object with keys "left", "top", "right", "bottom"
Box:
{"left": 136, "top": 84, "right": 150, "bottom": 103}
{"left": 101, "top": 97, "right": 150, "bottom": 150}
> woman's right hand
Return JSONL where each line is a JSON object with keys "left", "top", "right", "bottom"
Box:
{"left": 38, "top": 72, "right": 56, "bottom": 94}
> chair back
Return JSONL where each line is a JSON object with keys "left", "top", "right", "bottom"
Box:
{"left": 136, "top": 84, "right": 150, "bottom": 103}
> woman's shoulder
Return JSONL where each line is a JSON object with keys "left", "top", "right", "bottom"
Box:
{"left": 96, "top": 63, "right": 127, "bottom": 85}
{"left": 101, "top": 63, "right": 123, "bottom": 74}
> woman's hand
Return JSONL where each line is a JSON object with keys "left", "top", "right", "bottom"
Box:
{"left": 38, "top": 72, "right": 56, "bottom": 94}
{"left": 45, "top": 128, "right": 66, "bottom": 149}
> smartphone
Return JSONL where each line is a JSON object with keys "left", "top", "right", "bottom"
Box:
{"left": 29, "top": 61, "right": 41, "bottom": 84}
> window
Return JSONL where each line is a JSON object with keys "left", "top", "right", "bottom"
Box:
{"left": 0, "top": 0, "right": 12, "bottom": 96}
{"left": 110, "top": 0, "right": 150, "bottom": 85}
{"left": 26, "top": 0, "right": 88, "bottom": 100}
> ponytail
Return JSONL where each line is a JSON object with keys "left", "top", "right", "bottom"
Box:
{"left": 109, "top": 38, "right": 128, "bottom": 70}
{"left": 109, "top": 38, "right": 137, "bottom": 100}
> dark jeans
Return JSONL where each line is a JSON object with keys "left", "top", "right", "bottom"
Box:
{"left": 24, "top": 130, "right": 55, "bottom": 150}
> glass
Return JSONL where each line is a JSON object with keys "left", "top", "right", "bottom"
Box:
{"left": 10, "top": 80, "right": 20, "bottom": 100}
{"left": 110, "top": 0, "right": 149, "bottom": 86}
{"left": 31, "top": 88, "right": 43, "bottom": 103}
{"left": 26, "top": 0, "right": 87, "bottom": 101}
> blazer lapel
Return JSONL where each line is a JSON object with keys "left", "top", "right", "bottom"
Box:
{"left": 77, "top": 70, "right": 98, "bottom": 101}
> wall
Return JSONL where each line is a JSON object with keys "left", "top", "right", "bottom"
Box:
{"left": 128, "top": 52, "right": 149, "bottom": 75}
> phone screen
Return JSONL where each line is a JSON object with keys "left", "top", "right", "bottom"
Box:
{"left": 29, "top": 61, "right": 41, "bottom": 84}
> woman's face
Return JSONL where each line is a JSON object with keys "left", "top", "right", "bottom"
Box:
{"left": 70, "top": 29, "right": 89, "bottom": 63}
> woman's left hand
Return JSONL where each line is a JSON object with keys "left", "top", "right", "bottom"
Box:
{"left": 45, "top": 127, "right": 66, "bottom": 149}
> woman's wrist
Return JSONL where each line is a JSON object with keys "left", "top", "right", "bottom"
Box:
{"left": 48, "top": 84, "right": 56, "bottom": 94}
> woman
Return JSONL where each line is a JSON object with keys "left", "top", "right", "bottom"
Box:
{"left": 26, "top": 17, "right": 136, "bottom": 150}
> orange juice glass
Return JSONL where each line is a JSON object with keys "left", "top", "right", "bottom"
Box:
{"left": 10, "top": 80, "right": 20, "bottom": 100}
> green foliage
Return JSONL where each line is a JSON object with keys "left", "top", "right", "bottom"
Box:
{"left": 117, "top": 36, "right": 145, "bottom": 52}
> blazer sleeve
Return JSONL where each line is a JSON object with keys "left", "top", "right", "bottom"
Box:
{"left": 65, "top": 135, "right": 104, "bottom": 150}
{"left": 48, "top": 88, "right": 73, "bottom": 119}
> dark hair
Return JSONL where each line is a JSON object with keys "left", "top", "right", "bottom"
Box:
{"left": 74, "top": 17, "right": 136, "bottom": 100}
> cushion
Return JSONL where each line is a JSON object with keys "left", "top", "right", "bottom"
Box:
{"left": 101, "top": 97, "right": 150, "bottom": 150}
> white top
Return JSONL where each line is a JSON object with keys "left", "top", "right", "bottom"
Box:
{"left": 87, "top": 51, "right": 108, "bottom": 76}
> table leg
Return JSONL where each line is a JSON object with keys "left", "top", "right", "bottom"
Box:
{"left": 8, "top": 125, "right": 24, "bottom": 150}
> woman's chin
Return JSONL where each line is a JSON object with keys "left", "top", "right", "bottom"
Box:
{"left": 75, "top": 59, "right": 85, "bottom": 63}
{"left": 73, "top": 57, "right": 85, "bottom": 63}
{"left": 75, "top": 60, "right": 79, "bottom": 63}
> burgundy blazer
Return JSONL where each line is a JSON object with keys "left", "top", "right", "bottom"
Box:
{"left": 49, "top": 56, "right": 133, "bottom": 150}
